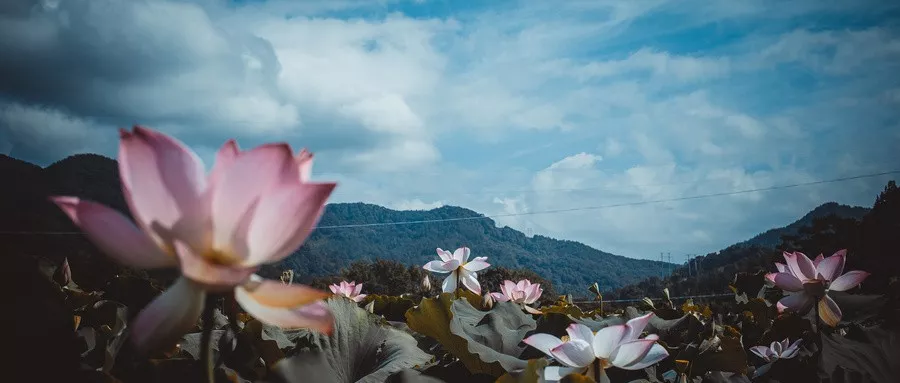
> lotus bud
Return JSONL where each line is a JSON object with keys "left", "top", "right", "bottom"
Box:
{"left": 280, "top": 270, "right": 294, "bottom": 285}
{"left": 482, "top": 292, "right": 494, "bottom": 309}
{"left": 364, "top": 300, "right": 375, "bottom": 314}
{"left": 422, "top": 275, "right": 432, "bottom": 291}
{"left": 642, "top": 297, "right": 656, "bottom": 309}
{"left": 663, "top": 287, "right": 671, "bottom": 303}
{"left": 54, "top": 257, "right": 72, "bottom": 287}
{"left": 588, "top": 282, "right": 601, "bottom": 300}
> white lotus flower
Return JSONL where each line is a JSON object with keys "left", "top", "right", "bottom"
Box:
{"left": 422, "top": 247, "right": 489, "bottom": 294}
{"left": 523, "top": 314, "right": 669, "bottom": 383}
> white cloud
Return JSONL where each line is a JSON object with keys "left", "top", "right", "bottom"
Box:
{"left": 574, "top": 48, "right": 731, "bottom": 83}
{"left": 1, "top": 0, "right": 896, "bottom": 261}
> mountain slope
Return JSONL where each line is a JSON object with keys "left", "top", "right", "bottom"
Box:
{"left": 272, "top": 202, "right": 670, "bottom": 294}
{"left": 0, "top": 154, "right": 670, "bottom": 294}
{"left": 608, "top": 201, "right": 872, "bottom": 300}
{"left": 738, "top": 202, "right": 869, "bottom": 248}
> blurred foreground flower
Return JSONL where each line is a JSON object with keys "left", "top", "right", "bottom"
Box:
{"left": 329, "top": 281, "right": 367, "bottom": 302}
{"left": 523, "top": 313, "right": 669, "bottom": 382}
{"left": 766, "top": 250, "right": 869, "bottom": 326}
{"left": 51, "top": 126, "right": 336, "bottom": 354}
{"left": 750, "top": 338, "right": 802, "bottom": 362}
{"left": 422, "top": 247, "right": 489, "bottom": 294}
{"left": 490, "top": 279, "right": 543, "bottom": 314}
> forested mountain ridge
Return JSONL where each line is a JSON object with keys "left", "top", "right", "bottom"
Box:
{"left": 609, "top": 186, "right": 897, "bottom": 301}
{"left": 1, "top": 154, "right": 670, "bottom": 294}
{"left": 738, "top": 202, "right": 869, "bottom": 248}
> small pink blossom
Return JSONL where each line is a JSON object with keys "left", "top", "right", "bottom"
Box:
{"left": 329, "top": 281, "right": 368, "bottom": 302}
{"left": 490, "top": 279, "right": 543, "bottom": 314}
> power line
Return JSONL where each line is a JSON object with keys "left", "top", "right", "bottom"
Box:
{"left": 0, "top": 169, "right": 896, "bottom": 235}
{"left": 315, "top": 169, "right": 898, "bottom": 229}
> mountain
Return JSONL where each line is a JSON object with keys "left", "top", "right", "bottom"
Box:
{"left": 608, "top": 201, "right": 876, "bottom": 300}
{"left": 0, "top": 154, "right": 671, "bottom": 294}
{"left": 738, "top": 202, "right": 869, "bottom": 248}
{"left": 268, "top": 202, "right": 671, "bottom": 294}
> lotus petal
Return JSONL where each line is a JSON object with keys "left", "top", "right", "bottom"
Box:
{"left": 130, "top": 277, "right": 205, "bottom": 354}
{"left": 829, "top": 271, "right": 870, "bottom": 291}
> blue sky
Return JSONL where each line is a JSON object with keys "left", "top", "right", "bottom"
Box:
{"left": 1, "top": 0, "right": 898, "bottom": 260}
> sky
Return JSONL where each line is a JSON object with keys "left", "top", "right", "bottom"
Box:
{"left": 1, "top": 0, "right": 899, "bottom": 261}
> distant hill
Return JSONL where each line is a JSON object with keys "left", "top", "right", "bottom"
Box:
{"left": 608, "top": 201, "right": 875, "bottom": 300}
{"left": 738, "top": 202, "right": 869, "bottom": 248}
{"left": 0, "top": 154, "right": 671, "bottom": 294}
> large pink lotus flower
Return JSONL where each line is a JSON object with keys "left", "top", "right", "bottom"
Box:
{"left": 766, "top": 250, "right": 869, "bottom": 327}
{"left": 750, "top": 338, "right": 802, "bottom": 363}
{"left": 329, "top": 281, "right": 367, "bottom": 302}
{"left": 523, "top": 314, "right": 669, "bottom": 383}
{"left": 490, "top": 279, "right": 543, "bottom": 314}
{"left": 422, "top": 247, "right": 489, "bottom": 294}
{"left": 51, "top": 126, "right": 336, "bottom": 354}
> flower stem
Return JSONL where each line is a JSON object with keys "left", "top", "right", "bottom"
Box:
{"left": 455, "top": 271, "right": 460, "bottom": 299}
{"left": 814, "top": 299, "right": 823, "bottom": 365}
{"left": 199, "top": 294, "right": 217, "bottom": 383}
{"left": 594, "top": 359, "right": 601, "bottom": 382}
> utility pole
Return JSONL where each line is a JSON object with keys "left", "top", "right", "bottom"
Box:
{"left": 667, "top": 252, "right": 672, "bottom": 275}
{"left": 660, "top": 252, "right": 664, "bottom": 278}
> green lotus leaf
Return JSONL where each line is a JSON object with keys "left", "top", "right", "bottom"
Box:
{"left": 362, "top": 294, "right": 417, "bottom": 322}
{"left": 385, "top": 369, "right": 447, "bottom": 382}
{"left": 827, "top": 291, "right": 886, "bottom": 324}
{"left": 269, "top": 297, "right": 432, "bottom": 383}
{"left": 241, "top": 319, "right": 287, "bottom": 367}
{"left": 539, "top": 303, "right": 598, "bottom": 319}
{"left": 496, "top": 359, "right": 549, "bottom": 383}
{"left": 179, "top": 329, "right": 227, "bottom": 360}
{"left": 690, "top": 326, "right": 747, "bottom": 376}
{"left": 573, "top": 315, "right": 626, "bottom": 332}
{"left": 820, "top": 326, "right": 900, "bottom": 383}
{"left": 448, "top": 300, "right": 537, "bottom": 375}
{"left": 405, "top": 293, "right": 501, "bottom": 376}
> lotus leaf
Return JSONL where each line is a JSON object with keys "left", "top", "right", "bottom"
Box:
{"left": 496, "top": 358, "right": 549, "bottom": 383}
{"left": 448, "top": 300, "right": 536, "bottom": 374}
{"left": 270, "top": 297, "right": 432, "bottom": 383}
{"left": 406, "top": 293, "right": 502, "bottom": 375}
{"left": 363, "top": 295, "right": 417, "bottom": 322}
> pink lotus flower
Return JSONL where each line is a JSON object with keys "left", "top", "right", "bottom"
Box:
{"left": 329, "top": 281, "right": 367, "bottom": 302}
{"left": 422, "top": 247, "right": 489, "bottom": 294}
{"left": 523, "top": 314, "right": 669, "bottom": 383}
{"left": 490, "top": 279, "right": 543, "bottom": 314}
{"left": 750, "top": 338, "right": 802, "bottom": 362}
{"left": 766, "top": 250, "right": 869, "bottom": 326}
{"left": 51, "top": 126, "right": 336, "bottom": 354}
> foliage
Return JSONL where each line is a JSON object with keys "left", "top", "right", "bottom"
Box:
{"left": 268, "top": 298, "right": 433, "bottom": 383}
{"left": 5, "top": 149, "right": 900, "bottom": 382}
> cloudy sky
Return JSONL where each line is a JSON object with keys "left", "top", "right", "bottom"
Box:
{"left": 1, "top": 0, "right": 898, "bottom": 261}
